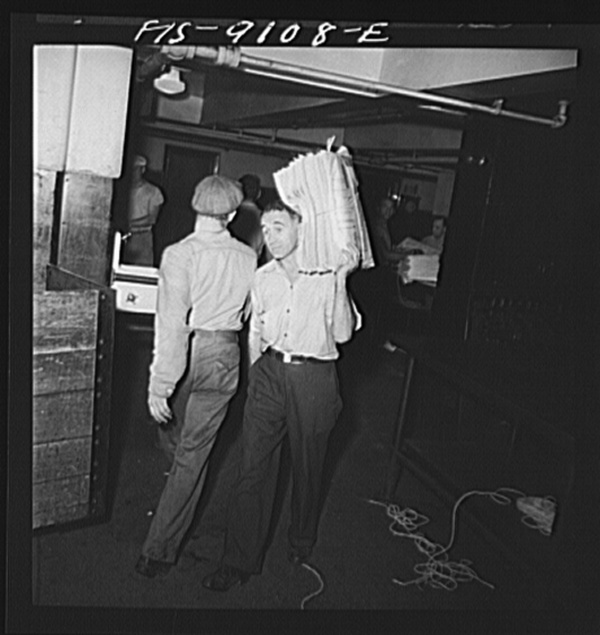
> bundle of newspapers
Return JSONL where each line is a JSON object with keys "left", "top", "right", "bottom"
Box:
{"left": 402, "top": 255, "right": 440, "bottom": 286}
{"left": 273, "top": 145, "right": 374, "bottom": 273}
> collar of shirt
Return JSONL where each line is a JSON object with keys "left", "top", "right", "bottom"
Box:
{"left": 193, "top": 224, "right": 228, "bottom": 234}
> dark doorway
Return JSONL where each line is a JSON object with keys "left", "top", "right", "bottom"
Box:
{"left": 154, "top": 146, "right": 218, "bottom": 264}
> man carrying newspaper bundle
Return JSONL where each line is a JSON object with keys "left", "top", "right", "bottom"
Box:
{"left": 203, "top": 146, "right": 372, "bottom": 591}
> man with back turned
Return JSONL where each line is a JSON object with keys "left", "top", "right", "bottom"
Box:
{"left": 134, "top": 175, "right": 256, "bottom": 578}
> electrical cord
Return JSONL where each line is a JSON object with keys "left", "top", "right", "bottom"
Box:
{"left": 515, "top": 496, "right": 557, "bottom": 536}
{"left": 297, "top": 487, "right": 557, "bottom": 606}
{"left": 300, "top": 562, "right": 325, "bottom": 609}
{"left": 367, "top": 487, "right": 551, "bottom": 591}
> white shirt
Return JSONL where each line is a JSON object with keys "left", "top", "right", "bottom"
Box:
{"left": 249, "top": 259, "right": 361, "bottom": 361}
{"left": 149, "top": 226, "right": 256, "bottom": 397}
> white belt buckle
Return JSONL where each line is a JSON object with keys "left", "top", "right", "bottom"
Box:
{"left": 283, "top": 351, "right": 292, "bottom": 363}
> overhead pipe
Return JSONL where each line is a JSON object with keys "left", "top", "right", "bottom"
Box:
{"left": 160, "top": 45, "right": 570, "bottom": 129}
{"left": 141, "top": 119, "right": 454, "bottom": 174}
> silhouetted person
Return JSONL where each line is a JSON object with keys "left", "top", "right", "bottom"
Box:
{"left": 227, "top": 174, "right": 265, "bottom": 262}
{"left": 387, "top": 194, "right": 431, "bottom": 246}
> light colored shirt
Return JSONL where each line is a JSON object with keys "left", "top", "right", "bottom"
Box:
{"left": 124, "top": 181, "right": 165, "bottom": 266}
{"left": 149, "top": 227, "right": 256, "bottom": 397}
{"left": 421, "top": 234, "right": 445, "bottom": 253}
{"left": 128, "top": 181, "right": 164, "bottom": 228}
{"left": 248, "top": 259, "right": 361, "bottom": 363}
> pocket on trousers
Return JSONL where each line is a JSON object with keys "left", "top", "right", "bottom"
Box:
{"left": 191, "top": 347, "right": 240, "bottom": 394}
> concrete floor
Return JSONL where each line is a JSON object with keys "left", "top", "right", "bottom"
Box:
{"left": 29, "top": 313, "right": 577, "bottom": 631}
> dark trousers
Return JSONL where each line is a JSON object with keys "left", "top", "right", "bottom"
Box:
{"left": 222, "top": 351, "right": 342, "bottom": 574}
{"left": 142, "top": 331, "right": 240, "bottom": 563}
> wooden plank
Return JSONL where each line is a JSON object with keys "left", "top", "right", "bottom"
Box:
{"left": 58, "top": 172, "right": 113, "bottom": 286}
{"left": 33, "top": 349, "right": 95, "bottom": 395}
{"left": 46, "top": 264, "right": 107, "bottom": 292}
{"left": 33, "top": 291, "right": 98, "bottom": 352}
{"left": 33, "top": 170, "right": 57, "bottom": 292}
{"left": 32, "top": 437, "right": 92, "bottom": 484}
{"left": 33, "top": 390, "right": 94, "bottom": 444}
{"left": 33, "top": 475, "right": 90, "bottom": 529}
{"left": 33, "top": 503, "right": 90, "bottom": 530}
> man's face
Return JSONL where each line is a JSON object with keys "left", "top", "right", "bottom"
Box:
{"left": 132, "top": 165, "right": 145, "bottom": 181}
{"left": 261, "top": 209, "right": 300, "bottom": 261}
{"left": 432, "top": 219, "right": 445, "bottom": 238}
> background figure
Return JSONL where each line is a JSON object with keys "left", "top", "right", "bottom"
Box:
{"left": 227, "top": 174, "right": 266, "bottom": 263}
{"left": 202, "top": 200, "right": 360, "bottom": 592}
{"left": 123, "top": 155, "right": 164, "bottom": 266}
{"left": 387, "top": 193, "right": 432, "bottom": 246}
{"left": 372, "top": 198, "right": 409, "bottom": 266}
{"left": 365, "top": 198, "right": 411, "bottom": 347}
{"left": 422, "top": 215, "right": 447, "bottom": 253}
{"left": 134, "top": 175, "right": 256, "bottom": 579}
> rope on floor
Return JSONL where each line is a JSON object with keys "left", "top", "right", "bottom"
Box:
{"left": 300, "top": 562, "right": 325, "bottom": 609}
{"left": 368, "top": 487, "right": 555, "bottom": 592}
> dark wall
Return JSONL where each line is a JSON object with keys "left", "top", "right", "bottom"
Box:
{"left": 432, "top": 87, "right": 595, "bottom": 351}
{"left": 425, "top": 52, "right": 599, "bottom": 607}
{"left": 429, "top": 44, "right": 599, "bottom": 441}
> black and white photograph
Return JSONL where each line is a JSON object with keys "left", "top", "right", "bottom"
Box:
{"left": 7, "top": 8, "right": 600, "bottom": 635}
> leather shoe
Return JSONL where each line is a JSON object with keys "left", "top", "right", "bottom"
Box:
{"left": 288, "top": 546, "right": 312, "bottom": 565}
{"left": 202, "top": 565, "right": 250, "bottom": 592}
{"left": 134, "top": 555, "right": 172, "bottom": 578}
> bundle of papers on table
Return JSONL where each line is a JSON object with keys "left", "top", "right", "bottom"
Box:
{"left": 403, "top": 254, "right": 440, "bottom": 286}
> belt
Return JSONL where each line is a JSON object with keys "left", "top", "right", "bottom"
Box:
{"left": 194, "top": 329, "right": 238, "bottom": 342}
{"left": 265, "top": 347, "right": 329, "bottom": 365}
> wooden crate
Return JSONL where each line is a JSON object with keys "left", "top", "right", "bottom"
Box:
{"left": 32, "top": 287, "right": 113, "bottom": 530}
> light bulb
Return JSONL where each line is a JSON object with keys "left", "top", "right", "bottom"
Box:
{"left": 153, "top": 67, "right": 186, "bottom": 95}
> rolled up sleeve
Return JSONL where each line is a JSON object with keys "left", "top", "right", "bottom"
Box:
{"left": 148, "top": 246, "right": 192, "bottom": 397}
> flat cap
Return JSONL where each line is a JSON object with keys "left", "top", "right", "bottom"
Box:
{"left": 191, "top": 175, "right": 244, "bottom": 216}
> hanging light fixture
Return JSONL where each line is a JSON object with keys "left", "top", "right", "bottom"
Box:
{"left": 153, "top": 66, "right": 186, "bottom": 95}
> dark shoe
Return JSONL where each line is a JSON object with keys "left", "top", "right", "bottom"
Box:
{"left": 288, "top": 546, "right": 312, "bottom": 565}
{"left": 134, "top": 555, "right": 172, "bottom": 578}
{"left": 202, "top": 565, "right": 250, "bottom": 592}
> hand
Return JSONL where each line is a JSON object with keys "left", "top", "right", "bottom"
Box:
{"left": 396, "top": 258, "right": 410, "bottom": 280}
{"left": 336, "top": 248, "right": 359, "bottom": 279}
{"left": 147, "top": 394, "right": 172, "bottom": 425}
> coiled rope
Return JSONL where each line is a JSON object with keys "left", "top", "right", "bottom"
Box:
{"left": 367, "top": 487, "right": 553, "bottom": 591}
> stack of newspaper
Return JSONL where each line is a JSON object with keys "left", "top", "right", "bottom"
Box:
{"left": 273, "top": 146, "right": 374, "bottom": 273}
{"left": 403, "top": 254, "right": 440, "bottom": 286}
